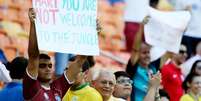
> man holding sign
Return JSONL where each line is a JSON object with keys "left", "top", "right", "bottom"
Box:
{"left": 23, "top": 8, "right": 88, "bottom": 101}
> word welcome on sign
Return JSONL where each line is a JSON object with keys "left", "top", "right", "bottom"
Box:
{"left": 32, "top": 0, "right": 99, "bottom": 55}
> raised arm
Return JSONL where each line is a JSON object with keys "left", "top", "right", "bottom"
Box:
{"left": 27, "top": 8, "right": 39, "bottom": 78}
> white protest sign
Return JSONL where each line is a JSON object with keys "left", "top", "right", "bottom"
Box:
{"left": 144, "top": 7, "right": 191, "bottom": 53}
{"left": 32, "top": 0, "right": 99, "bottom": 55}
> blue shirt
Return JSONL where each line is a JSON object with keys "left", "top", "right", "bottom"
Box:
{"left": 0, "top": 82, "right": 23, "bottom": 101}
{"left": 131, "top": 65, "right": 156, "bottom": 101}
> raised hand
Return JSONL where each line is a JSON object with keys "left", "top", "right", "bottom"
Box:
{"left": 28, "top": 8, "right": 36, "bottom": 23}
{"left": 142, "top": 16, "right": 150, "bottom": 24}
{"left": 149, "top": 72, "right": 161, "bottom": 88}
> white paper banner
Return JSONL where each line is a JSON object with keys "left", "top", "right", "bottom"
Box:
{"left": 145, "top": 7, "right": 191, "bottom": 53}
{"left": 32, "top": 0, "right": 99, "bottom": 55}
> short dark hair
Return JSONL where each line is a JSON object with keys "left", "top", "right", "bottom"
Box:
{"left": 6, "top": 57, "right": 28, "bottom": 79}
{"left": 82, "top": 56, "right": 95, "bottom": 72}
{"left": 114, "top": 71, "right": 131, "bottom": 80}
{"left": 39, "top": 54, "right": 50, "bottom": 60}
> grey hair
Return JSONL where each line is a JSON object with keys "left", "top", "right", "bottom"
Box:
{"left": 90, "top": 67, "right": 116, "bottom": 82}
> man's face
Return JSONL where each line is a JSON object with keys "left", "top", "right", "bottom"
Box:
{"left": 113, "top": 76, "right": 132, "bottom": 99}
{"left": 92, "top": 72, "right": 116, "bottom": 100}
{"left": 139, "top": 44, "right": 151, "bottom": 67}
{"left": 174, "top": 47, "right": 187, "bottom": 65}
{"left": 38, "top": 59, "right": 53, "bottom": 82}
{"left": 74, "top": 71, "right": 88, "bottom": 85}
{"left": 190, "top": 76, "right": 201, "bottom": 95}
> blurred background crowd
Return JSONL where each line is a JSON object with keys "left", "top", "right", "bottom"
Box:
{"left": 0, "top": 0, "right": 201, "bottom": 101}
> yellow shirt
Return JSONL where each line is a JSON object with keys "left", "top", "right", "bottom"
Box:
{"left": 108, "top": 96, "right": 125, "bottom": 101}
{"left": 62, "top": 85, "right": 103, "bottom": 101}
{"left": 180, "top": 94, "right": 201, "bottom": 101}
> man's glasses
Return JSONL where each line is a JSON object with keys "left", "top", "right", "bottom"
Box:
{"left": 117, "top": 78, "right": 133, "bottom": 85}
{"left": 192, "top": 81, "right": 201, "bottom": 85}
{"left": 179, "top": 50, "right": 187, "bottom": 54}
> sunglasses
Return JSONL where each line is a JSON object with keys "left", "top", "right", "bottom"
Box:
{"left": 117, "top": 78, "right": 133, "bottom": 85}
{"left": 39, "top": 63, "right": 52, "bottom": 69}
{"left": 179, "top": 50, "right": 187, "bottom": 54}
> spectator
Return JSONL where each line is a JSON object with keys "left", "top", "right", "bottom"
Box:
{"left": 161, "top": 44, "right": 187, "bottom": 101}
{"left": 183, "top": 60, "right": 201, "bottom": 92}
{"left": 181, "top": 41, "right": 201, "bottom": 77}
{"left": 180, "top": 73, "right": 201, "bottom": 101}
{"left": 126, "top": 42, "right": 157, "bottom": 101}
{"left": 23, "top": 8, "right": 88, "bottom": 100}
{"left": 0, "top": 57, "right": 28, "bottom": 101}
{"left": 113, "top": 71, "right": 132, "bottom": 101}
{"left": 62, "top": 56, "right": 103, "bottom": 101}
{"left": 91, "top": 68, "right": 123, "bottom": 101}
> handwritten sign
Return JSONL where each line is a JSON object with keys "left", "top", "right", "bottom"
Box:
{"left": 144, "top": 7, "right": 191, "bottom": 53}
{"left": 32, "top": 0, "right": 99, "bottom": 55}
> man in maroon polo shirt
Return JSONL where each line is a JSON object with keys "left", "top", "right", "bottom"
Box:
{"left": 23, "top": 8, "right": 88, "bottom": 101}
